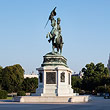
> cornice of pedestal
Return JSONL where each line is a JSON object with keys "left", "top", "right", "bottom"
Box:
{"left": 41, "top": 52, "right": 68, "bottom": 67}
{"left": 36, "top": 66, "right": 73, "bottom": 73}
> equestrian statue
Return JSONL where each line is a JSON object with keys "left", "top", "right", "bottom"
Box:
{"left": 45, "top": 7, "right": 64, "bottom": 54}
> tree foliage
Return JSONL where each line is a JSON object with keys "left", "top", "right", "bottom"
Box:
{"left": 0, "top": 66, "right": 3, "bottom": 90}
{"left": 22, "top": 77, "right": 38, "bottom": 93}
{"left": 82, "top": 62, "right": 109, "bottom": 92}
{"left": 17, "top": 91, "right": 26, "bottom": 96}
{"left": 2, "top": 64, "right": 24, "bottom": 92}
{"left": 71, "top": 76, "right": 82, "bottom": 89}
{"left": 0, "top": 90, "right": 7, "bottom": 99}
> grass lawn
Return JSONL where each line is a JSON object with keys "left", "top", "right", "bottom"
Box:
{"left": 6, "top": 97, "right": 13, "bottom": 100}
{"left": 0, "top": 97, "right": 13, "bottom": 100}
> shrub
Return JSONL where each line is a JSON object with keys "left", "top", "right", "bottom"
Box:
{"left": 79, "top": 90, "right": 85, "bottom": 95}
{"left": 17, "top": 91, "right": 26, "bottom": 96}
{"left": 106, "top": 87, "right": 110, "bottom": 93}
{"left": 95, "top": 86, "right": 105, "bottom": 93}
{"left": 0, "top": 90, "right": 7, "bottom": 99}
{"left": 73, "top": 87, "right": 81, "bottom": 93}
{"left": 95, "top": 86, "right": 110, "bottom": 93}
{"left": 85, "top": 91, "right": 92, "bottom": 94}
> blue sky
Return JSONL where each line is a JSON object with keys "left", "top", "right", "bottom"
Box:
{"left": 0, "top": 0, "right": 110, "bottom": 74}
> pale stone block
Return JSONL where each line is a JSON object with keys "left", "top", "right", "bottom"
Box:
{"left": 13, "top": 96, "right": 90, "bottom": 103}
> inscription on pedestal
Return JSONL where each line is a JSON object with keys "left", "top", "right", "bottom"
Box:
{"left": 46, "top": 72, "right": 56, "bottom": 84}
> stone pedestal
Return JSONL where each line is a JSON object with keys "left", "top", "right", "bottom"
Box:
{"left": 36, "top": 52, "right": 74, "bottom": 96}
{"left": 13, "top": 52, "right": 90, "bottom": 103}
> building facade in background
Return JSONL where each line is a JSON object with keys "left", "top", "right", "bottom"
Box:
{"left": 107, "top": 54, "right": 110, "bottom": 75}
{"left": 24, "top": 71, "right": 38, "bottom": 79}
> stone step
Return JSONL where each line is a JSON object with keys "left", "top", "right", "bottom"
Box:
{"left": 13, "top": 95, "right": 90, "bottom": 103}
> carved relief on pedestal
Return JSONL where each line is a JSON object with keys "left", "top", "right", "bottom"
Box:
{"left": 46, "top": 72, "right": 56, "bottom": 84}
{"left": 60, "top": 72, "right": 65, "bottom": 82}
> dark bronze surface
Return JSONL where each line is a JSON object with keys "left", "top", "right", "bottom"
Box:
{"left": 46, "top": 72, "right": 56, "bottom": 84}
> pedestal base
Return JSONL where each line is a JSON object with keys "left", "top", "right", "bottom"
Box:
{"left": 36, "top": 52, "right": 74, "bottom": 96}
{"left": 36, "top": 66, "right": 74, "bottom": 96}
{"left": 13, "top": 95, "right": 90, "bottom": 103}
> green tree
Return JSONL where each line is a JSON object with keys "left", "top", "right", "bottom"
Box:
{"left": 82, "top": 62, "right": 109, "bottom": 92}
{"left": 0, "top": 66, "right": 3, "bottom": 90}
{"left": 71, "top": 76, "right": 82, "bottom": 89}
{"left": 95, "top": 86, "right": 110, "bottom": 93}
{"left": 95, "top": 86, "right": 105, "bottom": 93}
{"left": 22, "top": 77, "right": 38, "bottom": 93}
{"left": 2, "top": 64, "right": 24, "bottom": 92}
{"left": 100, "top": 77, "right": 110, "bottom": 86}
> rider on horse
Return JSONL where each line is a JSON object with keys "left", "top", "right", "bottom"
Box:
{"left": 46, "top": 7, "right": 64, "bottom": 54}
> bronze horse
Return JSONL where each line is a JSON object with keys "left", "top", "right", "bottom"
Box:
{"left": 47, "top": 33, "right": 63, "bottom": 54}
{"left": 51, "top": 35, "right": 63, "bottom": 54}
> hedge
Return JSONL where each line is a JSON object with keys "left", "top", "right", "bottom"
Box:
{"left": 0, "top": 90, "right": 7, "bottom": 99}
{"left": 17, "top": 91, "right": 26, "bottom": 96}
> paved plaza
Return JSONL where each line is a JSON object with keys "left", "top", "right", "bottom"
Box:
{"left": 0, "top": 96, "right": 110, "bottom": 110}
